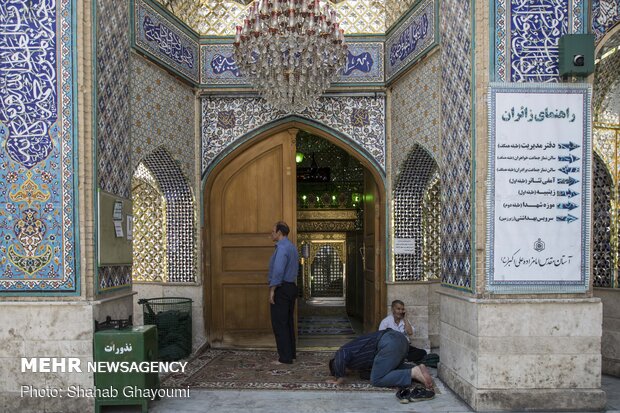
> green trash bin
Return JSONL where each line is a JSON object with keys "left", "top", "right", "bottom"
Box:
{"left": 94, "top": 325, "right": 159, "bottom": 413}
{"left": 139, "top": 297, "right": 193, "bottom": 361}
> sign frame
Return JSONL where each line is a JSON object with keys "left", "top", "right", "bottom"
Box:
{"left": 487, "top": 83, "right": 591, "bottom": 294}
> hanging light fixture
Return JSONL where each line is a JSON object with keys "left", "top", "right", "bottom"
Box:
{"left": 234, "top": 0, "right": 348, "bottom": 112}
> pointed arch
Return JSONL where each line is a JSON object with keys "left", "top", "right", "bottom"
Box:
{"left": 202, "top": 115, "right": 386, "bottom": 185}
{"left": 593, "top": 151, "right": 615, "bottom": 288}
{"left": 133, "top": 147, "right": 196, "bottom": 283}
{"left": 393, "top": 144, "right": 440, "bottom": 281}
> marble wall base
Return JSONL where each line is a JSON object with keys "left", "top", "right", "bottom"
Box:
{"left": 595, "top": 288, "right": 620, "bottom": 377}
{"left": 385, "top": 280, "right": 441, "bottom": 350}
{"left": 438, "top": 290, "right": 606, "bottom": 411}
{"left": 0, "top": 301, "right": 95, "bottom": 411}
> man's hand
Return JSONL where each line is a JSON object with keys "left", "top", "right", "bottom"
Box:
{"left": 326, "top": 377, "right": 345, "bottom": 385}
{"left": 404, "top": 317, "right": 414, "bottom": 336}
{"left": 269, "top": 287, "right": 275, "bottom": 304}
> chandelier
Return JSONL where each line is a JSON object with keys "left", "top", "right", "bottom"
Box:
{"left": 234, "top": 0, "right": 348, "bottom": 112}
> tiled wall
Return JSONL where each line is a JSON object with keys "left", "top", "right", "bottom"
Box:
{"left": 97, "top": 0, "right": 131, "bottom": 199}
{"left": 96, "top": 0, "right": 133, "bottom": 292}
{"left": 0, "top": 0, "right": 78, "bottom": 293}
{"left": 440, "top": 0, "right": 473, "bottom": 290}
{"left": 389, "top": 49, "right": 441, "bottom": 283}
{"left": 390, "top": 51, "right": 441, "bottom": 183}
{"left": 130, "top": 54, "right": 196, "bottom": 188}
{"left": 132, "top": 164, "right": 167, "bottom": 283}
{"left": 130, "top": 55, "right": 197, "bottom": 285}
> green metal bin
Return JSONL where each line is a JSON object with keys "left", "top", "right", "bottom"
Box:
{"left": 94, "top": 325, "right": 159, "bottom": 413}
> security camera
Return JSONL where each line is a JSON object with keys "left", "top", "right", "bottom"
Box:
{"left": 573, "top": 54, "right": 585, "bottom": 66}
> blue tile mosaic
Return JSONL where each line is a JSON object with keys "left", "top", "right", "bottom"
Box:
{"left": 200, "top": 44, "right": 242, "bottom": 86}
{"left": 0, "top": 0, "right": 78, "bottom": 293}
{"left": 200, "top": 40, "right": 384, "bottom": 87}
{"left": 337, "top": 42, "right": 385, "bottom": 84}
{"left": 134, "top": 0, "right": 200, "bottom": 83}
{"left": 494, "top": 0, "right": 586, "bottom": 82}
{"left": 593, "top": 0, "right": 620, "bottom": 43}
{"left": 385, "top": 0, "right": 438, "bottom": 83}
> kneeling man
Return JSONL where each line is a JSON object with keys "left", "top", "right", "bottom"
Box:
{"left": 327, "top": 329, "right": 433, "bottom": 390}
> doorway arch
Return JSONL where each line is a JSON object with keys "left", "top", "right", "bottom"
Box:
{"left": 202, "top": 119, "right": 387, "bottom": 347}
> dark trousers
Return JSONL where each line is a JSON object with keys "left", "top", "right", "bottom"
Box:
{"left": 407, "top": 346, "right": 427, "bottom": 363}
{"left": 370, "top": 330, "right": 412, "bottom": 387}
{"left": 270, "top": 282, "right": 297, "bottom": 363}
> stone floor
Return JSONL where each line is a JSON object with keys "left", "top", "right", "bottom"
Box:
{"left": 102, "top": 372, "right": 620, "bottom": 413}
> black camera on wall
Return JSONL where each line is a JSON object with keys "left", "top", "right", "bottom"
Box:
{"left": 558, "top": 34, "right": 595, "bottom": 77}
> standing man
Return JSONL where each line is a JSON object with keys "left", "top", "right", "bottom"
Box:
{"left": 379, "top": 299, "right": 427, "bottom": 363}
{"left": 268, "top": 221, "right": 299, "bottom": 364}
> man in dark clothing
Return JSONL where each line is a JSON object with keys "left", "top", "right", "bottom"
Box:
{"left": 268, "top": 221, "right": 299, "bottom": 365}
{"left": 326, "top": 329, "right": 433, "bottom": 389}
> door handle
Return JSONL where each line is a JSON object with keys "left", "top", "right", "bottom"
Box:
{"left": 360, "top": 244, "right": 366, "bottom": 269}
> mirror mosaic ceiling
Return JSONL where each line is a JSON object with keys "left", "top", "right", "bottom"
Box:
{"left": 154, "top": 0, "right": 415, "bottom": 35}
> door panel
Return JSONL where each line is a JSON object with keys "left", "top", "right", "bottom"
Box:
{"left": 363, "top": 170, "right": 382, "bottom": 332}
{"left": 210, "top": 130, "right": 296, "bottom": 347}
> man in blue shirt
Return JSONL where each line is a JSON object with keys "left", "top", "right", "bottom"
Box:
{"left": 326, "top": 329, "right": 433, "bottom": 389}
{"left": 268, "top": 221, "right": 299, "bottom": 364}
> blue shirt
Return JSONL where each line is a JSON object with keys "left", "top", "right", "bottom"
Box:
{"left": 268, "top": 237, "right": 299, "bottom": 287}
{"left": 332, "top": 330, "right": 389, "bottom": 378}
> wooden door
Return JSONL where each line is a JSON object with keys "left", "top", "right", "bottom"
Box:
{"left": 209, "top": 130, "right": 297, "bottom": 347}
{"left": 363, "top": 170, "right": 382, "bottom": 332}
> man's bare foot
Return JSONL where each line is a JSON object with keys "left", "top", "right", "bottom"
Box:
{"left": 411, "top": 364, "right": 433, "bottom": 389}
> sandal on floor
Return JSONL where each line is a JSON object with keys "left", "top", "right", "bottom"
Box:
{"left": 409, "top": 387, "right": 435, "bottom": 402}
{"left": 395, "top": 387, "right": 412, "bottom": 404}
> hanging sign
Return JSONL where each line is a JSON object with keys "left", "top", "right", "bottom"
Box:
{"left": 394, "top": 238, "right": 415, "bottom": 255}
{"left": 487, "top": 83, "right": 591, "bottom": 293}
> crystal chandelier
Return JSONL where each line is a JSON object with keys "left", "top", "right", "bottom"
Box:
{"left": 234, "top": 0, "right": 348, "bottom": 112}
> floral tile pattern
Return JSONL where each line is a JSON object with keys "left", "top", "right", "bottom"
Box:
{"left": 0, "top": 0, "right": 78, "bottom": 293}
{"left": 201, "top": 96, "right": 386, "bottom": 175}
